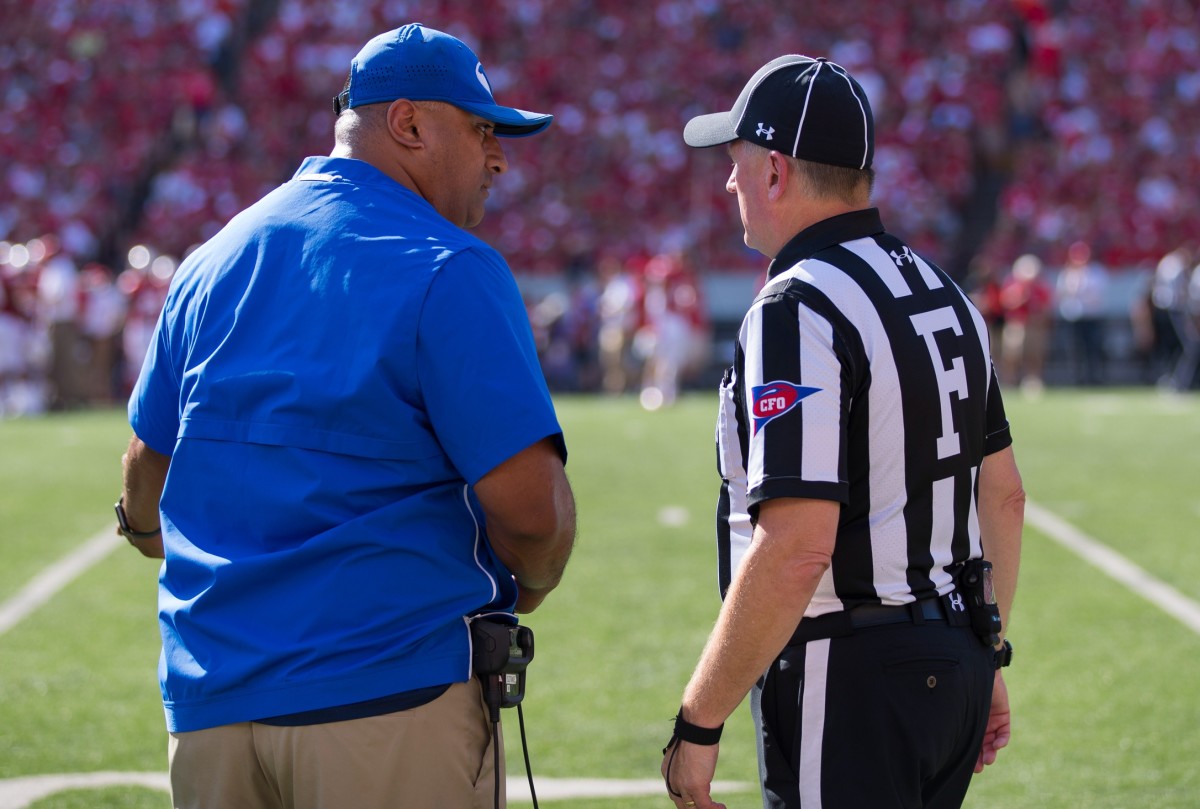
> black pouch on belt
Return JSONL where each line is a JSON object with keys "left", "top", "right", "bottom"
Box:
{"left": 470, "top": 617, "right": 535, "bottom": 715}
{"left": 954, "top": 559, "right": 1003, "bottom": 646}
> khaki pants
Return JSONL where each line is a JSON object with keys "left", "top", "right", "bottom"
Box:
{"left": 168, "top": 680, "right": 503, "bottom": 809}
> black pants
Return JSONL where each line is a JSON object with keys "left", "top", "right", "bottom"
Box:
{"left": 751, "top": 623, "right": 993, "bottom": 809}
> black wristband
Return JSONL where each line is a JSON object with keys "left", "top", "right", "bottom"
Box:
{"left": 673, "top": 709, "right": 723, "bottom": 746}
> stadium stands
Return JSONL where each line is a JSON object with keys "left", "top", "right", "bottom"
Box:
{"left": 1, "top": 0, "right": 1198, "bottom": 408}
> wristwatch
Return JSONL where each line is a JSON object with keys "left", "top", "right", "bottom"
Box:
{"left": 114, "top": 497, "right": 161, "bottom": 541}
{"left": 994, "top": 638, "right": 1013, "bottom": 669}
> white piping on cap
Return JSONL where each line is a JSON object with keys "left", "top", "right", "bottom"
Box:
{"left": 827, "top": 62, "right": 871, "bottom": 169}
{"left": 733, "top": 55, "right": 818, "bottom": 140}
{"left": 791, "top": 59, "right": 824, "bottom": 158}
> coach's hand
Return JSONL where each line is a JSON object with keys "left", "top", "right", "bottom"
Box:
{"left": 514, "top": 581, "right": 553, "bottom": 613}
{"left": 117, "top": 525, "right": 164, "bottom": 559}
{"left": 662, "top": 738, "right": 725, "bottom": 809}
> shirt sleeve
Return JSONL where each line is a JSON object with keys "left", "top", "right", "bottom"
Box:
{"left": 416, "top": 248, "right": 565, "bottom": 485}
{"left": 742, "top": 290, "right": 848, "bottom": 509}
{"left": 983, "top": 364, "right": 1013, "bottom": 455}
{"left": 128, "top": 305, "right": 181, "bottom": 456}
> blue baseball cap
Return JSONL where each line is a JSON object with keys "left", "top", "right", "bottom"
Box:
{"left": 333, "top": 23, "right": 552, "bottom": 138}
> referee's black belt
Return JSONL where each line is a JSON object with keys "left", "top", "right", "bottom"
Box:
{"left": 788, "top": 595, "right": 970, "bottom": 646}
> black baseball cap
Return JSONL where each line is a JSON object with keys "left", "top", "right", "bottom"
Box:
{"left": 333, "top": 23, "right": 552, "bottom": 137}
{"left": 684, "top": 55, "right": 874, "bottom": 170}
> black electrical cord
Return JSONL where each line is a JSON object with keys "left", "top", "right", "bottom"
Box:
{"left": 517, "top": 702, "right": 538, "bottom": 809}
{"left": 488, "top": 689, "right": 538, "bottom": 809}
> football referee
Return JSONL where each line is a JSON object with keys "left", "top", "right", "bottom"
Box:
{"left": 662, "top": 56, "right": 1025, "bottom": 809}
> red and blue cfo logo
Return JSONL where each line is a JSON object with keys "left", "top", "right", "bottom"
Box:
{"left": 751, "top": 381, "right": 821, "bottom": 434}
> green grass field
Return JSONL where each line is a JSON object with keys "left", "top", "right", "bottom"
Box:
{"left": 1, "top": 390, "right": 1198, "bottom": 808}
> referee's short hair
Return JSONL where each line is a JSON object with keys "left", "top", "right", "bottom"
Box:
{"left": 791, "top": 157, "right": 874, "bottom": 205}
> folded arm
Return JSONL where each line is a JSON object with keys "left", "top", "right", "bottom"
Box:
{"left": 473, "top": 436, "right": 577, "bottom": 613}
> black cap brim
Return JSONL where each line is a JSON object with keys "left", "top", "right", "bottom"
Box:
{"left": 683, "top": 111, "right": 738, "bottom": 148}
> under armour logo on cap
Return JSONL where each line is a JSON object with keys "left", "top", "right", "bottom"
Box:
{"left": 683, "top": 54, "right": 874, "bottom": 170}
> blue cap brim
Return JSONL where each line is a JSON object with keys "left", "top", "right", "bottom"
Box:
{"left": 459, "top": 101, "right": 553, "bottom": 137}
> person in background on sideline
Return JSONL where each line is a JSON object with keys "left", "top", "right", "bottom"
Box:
{"left": 34, "top": 236, "right": 84, "bottom": 410}
{"left": 661, "top": 55, "right": 1024, "bottom": 809}
{"left": 1152, "top": 245, "right": 1200, "bottom": 392}
{"left": 1055, "top": 240, "right": 1109, "bottom": 386}
{"left": 78, "top": 263, "right": 127, "bottom": 404}
{"left": 999, "top": 253, "right": 1053, "bottom": 394}
{"left": 965, "top": 254, "right": 1006, "bottom": 356}
{"left": 118, "top": 24, "right": 576, "bottom": 809}
{"left": 0, "top": 261, "right": 27, "bottom": 416}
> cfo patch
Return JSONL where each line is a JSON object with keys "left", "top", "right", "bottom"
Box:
{"left": 750, "top": 381, "right": 820, "bottom": 434}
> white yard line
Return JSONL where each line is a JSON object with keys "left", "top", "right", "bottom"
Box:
{"left": 510, "top": 777, "right": 752, "bottom": 801}
{"left": 0, "top": 773, "right": 752, "bottom": 807}
{"left": 0, "top": 529, "right": 121, "bottom": 637}
{"left": 1026, "top": 499, "right": 1200, "bottom": 635}
{"left": 10, "top": 501, "right": 1196, "bottom": 805}
{"left": 0, "top": 773, "right": 169, "bottom": 809}
{"left": 0, "top": 531, "right": 754, "bottom": 805}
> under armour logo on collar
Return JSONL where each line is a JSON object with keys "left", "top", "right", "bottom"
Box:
{"left": 756, "top": 123, "right": 775, "bottom": 141}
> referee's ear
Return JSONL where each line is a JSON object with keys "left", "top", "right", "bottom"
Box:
{"left": 766, "top": 150, "right": 788, "bottom": 202}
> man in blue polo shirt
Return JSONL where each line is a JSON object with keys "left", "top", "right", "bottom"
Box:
{"left": 117, "top": 23, "right": 576, "bottom": 808}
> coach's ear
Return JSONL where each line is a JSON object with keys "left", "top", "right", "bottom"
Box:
{"left": 386, "top": 99, "right": 424, "bottom": 148}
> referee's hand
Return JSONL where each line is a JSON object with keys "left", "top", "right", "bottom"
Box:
{"left": 975, "top": 671, "right": 1012, "bottom": 772}
{"left": 661, "top": 739, "right": 725, "bottom": 809}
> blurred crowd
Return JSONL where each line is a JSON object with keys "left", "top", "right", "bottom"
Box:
{"left": 528, "top": 251, "right": 711, "bottom": 407}
{"left": 0, "top": 237, "right": 173, "bottom": 416}
{"left": 4, "top": 231, "right": 1197, "bottom": 417}
{"left": 2, "top": 0, "right": 1200, "bottom": 414}
{"left": 966, "top": 241, "right": 1200, "bottom": 395}
{"left": 0, "top": 237, "right": 716, "bottom": 415}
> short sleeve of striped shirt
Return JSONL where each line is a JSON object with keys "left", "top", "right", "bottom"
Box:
{"left": 741, "top": 288, "right": 849, "bottom": 509}
{"left": 983, "top": 364, "right": 1013, "bottom": 455}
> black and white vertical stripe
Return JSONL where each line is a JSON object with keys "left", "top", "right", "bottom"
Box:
{"left": 716, "top": 212, "right": 1009, "bottom": 611}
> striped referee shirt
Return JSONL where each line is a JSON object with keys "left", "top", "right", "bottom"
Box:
{"left": 715, "top": 208, "right": 1012, "bottom": 614}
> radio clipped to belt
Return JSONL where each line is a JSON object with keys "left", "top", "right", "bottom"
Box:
{"left": 470, "top": 616, "right": 534, "bottom": 719}
{"left": 951, "top": 559, "right": 1003, "bottom": 647}
{"left": 470, "top": 615, "right": 540, "bottom": 809}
